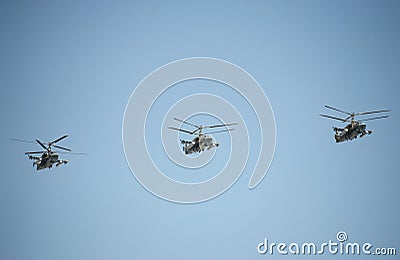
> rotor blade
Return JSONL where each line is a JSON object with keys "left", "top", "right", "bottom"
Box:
{"left": 204, "top": 128, "right": 235, "bottom": 135}
{"left": 36, "top": 139, "right": 49, "bottom": 151}
{"left": 53, "top": 144, "right": 72, "bottom": 152}
{"left": 360, "top": 115, "right": 389, "bottom": 122}
{"left": 11, "top": 138, "right": 36, "bottom": 144}
{"left": 168, "top": 126, "right": 194, "bottom": 135}
{"left": 58, "top": 151, "right": 87, "bottom": 155}
{"left": 25, "top": 151, "right": 44, "bottom": 154}
{"left": 356, "top": 109, "right": 391, "bottom": 116}
{"left": 320, "top": 114, "right": 347, "bottom": 122}
{"left": 49, "top": 135, "right": 68, "bottom": 145}
{"left": 204, "top": 123, "right": 238, "bottom": 129}
{"left": 324, "top": 105, "right": 351, "bottom": 115}
{"left": 343, "top": 115, "right": 353, "bottom": 122}
{"left": 173, "top": 118, "right": 199, "bottom": 128}
{"left": 190, "top": 128, "right": 200, "bottom": 135}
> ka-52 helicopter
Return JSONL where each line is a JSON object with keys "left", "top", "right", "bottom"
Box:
{"left": 320, "top": 105, "right": 390, "bottom": 143}
{"left": 168, "top": 117, "right": 237, "bottom": 155}
{"left": 12, "top": 135, "right": 84, "bottom": 170}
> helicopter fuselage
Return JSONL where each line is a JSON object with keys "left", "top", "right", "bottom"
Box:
{"left": 321, "top": 105, "right": 389, "bottom": 143}
{"left": 182, "top": 135, "right": 219, "bottom": 154}
{"left": 30, "top": 151, "right": 68, "bottom": 170}
{"left": 169, "top": 117, "right": 235, "bottom": 155}
{"left": 14, "top": 135, "right": 73, "bottom": 171}
{"left": 333, "top": 122, "right": 371, "bottom": 143}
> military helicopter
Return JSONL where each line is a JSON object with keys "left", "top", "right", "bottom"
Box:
{"left": 320, "top": 105, "right": 390, "bottom": 143}
{"left": 168, "top": 117, "right": 237, "bottom": 155}
{"left": 12, "top": 135, "right": 83, "bottom": 170}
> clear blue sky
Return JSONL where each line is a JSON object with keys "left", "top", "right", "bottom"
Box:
{"left": 1, "top": 1, "right": 399, "bottom": 259}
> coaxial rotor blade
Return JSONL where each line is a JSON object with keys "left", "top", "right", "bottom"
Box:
{"left": 168, "top": 127, "right": 194, "bottom": 135}
{"left": 58, "top": 151, "right": 87, "bottom": 155}
{"left": 11, "top": 138, "right": 36, "bottom": 144}
{"left": 320, "top": 114, "right": 347, "bottom": 122}
{"left": 49, "top": 135, "right": 68, "bottom": 145}
{"left": 324, "top": 105, "right": 351, "bottom": 115}
{"left": 190, "top": 128, "right": 200, "bottom": 135}
{"left": 25, "top": 151, "right": 44, "bottom": 154}
{"left": 204, "top": 128, "right": 235, "bottom": 135}
{"left": 36, "top": 139, "right": 49, "bottom": 151}
{"left": 173, "top": 118, "right": 199, "bottom": 128}
{"left": 53, "top": 144, "right": 72, "bottom": 152}
{"left": 343, "top": 115, "right": 353, "bottom": 122}
{"left": 204, "top": 123, "right": 238, "bottom": 129}
{"left": 360, "top": 115, "right": 389, "bottom": 122}
{"left": 356, "top": 109, "right": 391, "bottom": 116}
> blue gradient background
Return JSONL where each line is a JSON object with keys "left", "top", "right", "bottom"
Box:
{"left": 1, "top": 1, "right": 399, "bottom": 259}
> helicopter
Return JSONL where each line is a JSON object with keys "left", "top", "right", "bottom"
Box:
{"left": 320, "top": 105, "right": 390, "bottom": 143}
{"left": 12, "top": 135, "right": 82, "bottom": 170}
{"left": 168, "top": 117, "right": 237, "bottom": 155}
